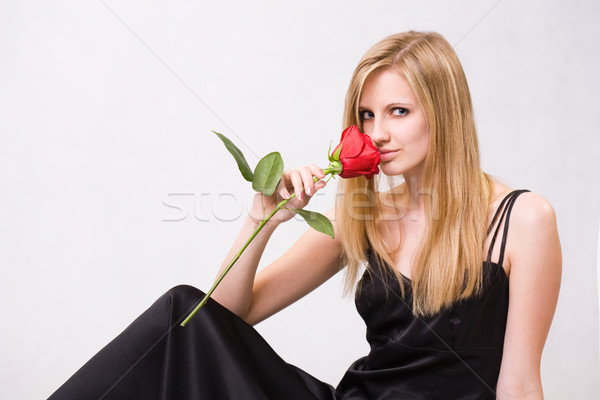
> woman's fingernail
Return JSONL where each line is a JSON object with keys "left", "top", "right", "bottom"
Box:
{"left": 306, "top": 187, "right": 312, "bottom": 195}
{"left": 284, "top": 192, "right": 290, "bottom": 199}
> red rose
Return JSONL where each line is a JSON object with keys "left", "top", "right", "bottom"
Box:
{"left": 182, "top": 126, "right": 380, "bottom": 326}
{"left": 330, "top": 125, "right": 380, "bottom": 180}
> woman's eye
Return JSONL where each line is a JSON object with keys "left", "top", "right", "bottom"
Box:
{"left": 360, "top": 110, "right": 374, "bottom": 120}
{"left": 392, "top": 107, "right": 409, "bottom": 117}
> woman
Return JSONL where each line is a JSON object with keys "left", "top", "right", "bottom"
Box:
{"left": 49, "top": 31, "right": 561, "bottom": 400}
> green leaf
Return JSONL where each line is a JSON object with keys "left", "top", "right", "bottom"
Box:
{"left": 212, "top": 131, "right": 254, "bottom": 182}
{"left": 292, "top": 209, "right": 335, "bottom": 239}
{"left": 252, "top": 152, "right": 284, "bottom": 196}
{"left": 329, "top": 142, "right": 342, "bottom": 162}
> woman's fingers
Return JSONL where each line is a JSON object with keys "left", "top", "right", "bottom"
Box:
{"left": 277, "top": 166, "right": 327, "bottom": 201}
{"left": 299, "top": 167, "right": 315, "bottom": 196}
{"left": 289, "top": 170, "right": 305, "bottom": 200}
{"left": 314, "top": 180, "right": 326, "bottom": 191}
{"left": 308, "top": 164, "right": 326, "bottom": 180}
{"left": 307, "top": 165, "right": 327, "bottom": 196}
{"left": 278, "top": 175, "right": 291, "bottom": 199}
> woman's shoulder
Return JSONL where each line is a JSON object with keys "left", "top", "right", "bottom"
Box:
{"left": 491, "top": 181, "right": 556, "bottom": 227}
{"left": 490, "top": 179, "right": 558, "bottom": 242}
{"left": 486, "top": 181, "right": 559, "bottom": 273}
{"left": 501, "top": 188, "right": 557, "bottom": 232}
{"left": 503, "top": 188, "right": 560, "bottom": 275}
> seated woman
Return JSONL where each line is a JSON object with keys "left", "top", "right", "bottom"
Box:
{"left": 49, "top": 30, "right": 561, "bottom": 400}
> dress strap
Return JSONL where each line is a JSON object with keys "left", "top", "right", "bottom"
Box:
{"left": 486, "top": 189, "right": 530, "bottom": 267}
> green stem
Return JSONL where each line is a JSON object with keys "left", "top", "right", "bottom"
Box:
{"left": 180, "top": 168, "right": 334, "bottom": 327}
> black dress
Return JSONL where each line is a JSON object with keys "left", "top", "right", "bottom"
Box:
{"left": 48, "top": 189, "right": 528, "bottom": 400}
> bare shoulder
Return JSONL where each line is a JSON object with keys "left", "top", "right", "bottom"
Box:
{"left": 510, "top": 191, "right": 558, "bottom": 234}
{"left": 505, "top": 190, "right": 561, "bottom": 276}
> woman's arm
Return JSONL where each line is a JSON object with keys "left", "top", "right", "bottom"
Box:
{"left": 246, "top": 206, "right": 343, "bottom": 325}
{"left": 210, "top": 165, "right": 343, "bottom": 325}
{"left": 496, "top": 192, "right": 562, "bottom": 399}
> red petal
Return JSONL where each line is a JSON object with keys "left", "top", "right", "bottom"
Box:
{"left": 336, "top": 125, "right": 380, "bottom": 180}
{"left": 339, "top": 126, "right": 365, "bottom": 158}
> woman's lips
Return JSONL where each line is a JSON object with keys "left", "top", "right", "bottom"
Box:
{"left": 379, "top": 149, "right": 399, "bottom": 161}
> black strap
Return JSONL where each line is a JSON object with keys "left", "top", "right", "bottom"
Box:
{"left": 486, "top": 189, "right": 530, "bottom": 267}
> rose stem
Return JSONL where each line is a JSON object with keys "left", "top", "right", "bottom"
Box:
{"left": 180, "top": 168, "right": 334, "bottom": 327}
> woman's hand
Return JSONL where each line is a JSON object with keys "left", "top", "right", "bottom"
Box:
{"left": 248, "top": 164, "right": 327, "bottom": 225}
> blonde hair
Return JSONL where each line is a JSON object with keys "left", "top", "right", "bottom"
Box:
{"left": 336, "top": 31, "right": 494, "bottom": 317}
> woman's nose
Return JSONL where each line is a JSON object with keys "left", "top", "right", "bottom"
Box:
{"left": 367, "top": 118, "right": 390, "bottom": 146}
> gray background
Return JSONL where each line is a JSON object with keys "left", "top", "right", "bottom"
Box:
{"left": 1, "top": 1, "right": 598, "bottom": 398}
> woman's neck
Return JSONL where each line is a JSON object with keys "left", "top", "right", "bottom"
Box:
{"left": 401, "top": 171, "right": 429, "bottom": 218}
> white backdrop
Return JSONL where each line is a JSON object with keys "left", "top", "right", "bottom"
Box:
{"left": 1, "top": 1, "right": 598, "bottom": 399}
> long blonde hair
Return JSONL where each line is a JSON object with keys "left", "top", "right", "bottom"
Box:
{"left": 336, "top": 31, "right": 494, "bottom": 317}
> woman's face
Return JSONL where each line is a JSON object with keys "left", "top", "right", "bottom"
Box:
{"left": 359, "top": 68, "right": 430, "bottom": 178}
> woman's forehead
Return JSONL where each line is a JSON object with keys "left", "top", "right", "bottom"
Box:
{"left": 359, "top": 68, "right": 417, "bottom": 108}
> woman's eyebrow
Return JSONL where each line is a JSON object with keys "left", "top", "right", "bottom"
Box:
{"left": 358, "top": 102, "right": 414, "bottom": 109}
{"left": 388, "top": 102, "right": 414, "bottom": 107}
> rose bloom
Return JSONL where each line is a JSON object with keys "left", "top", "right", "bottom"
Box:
{"left": 331, "top": 125, "right": 380, "bottom": 179}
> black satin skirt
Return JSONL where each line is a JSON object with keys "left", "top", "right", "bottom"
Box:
{"left": 48, "top": 285, "right": 337, "bottom": 400}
